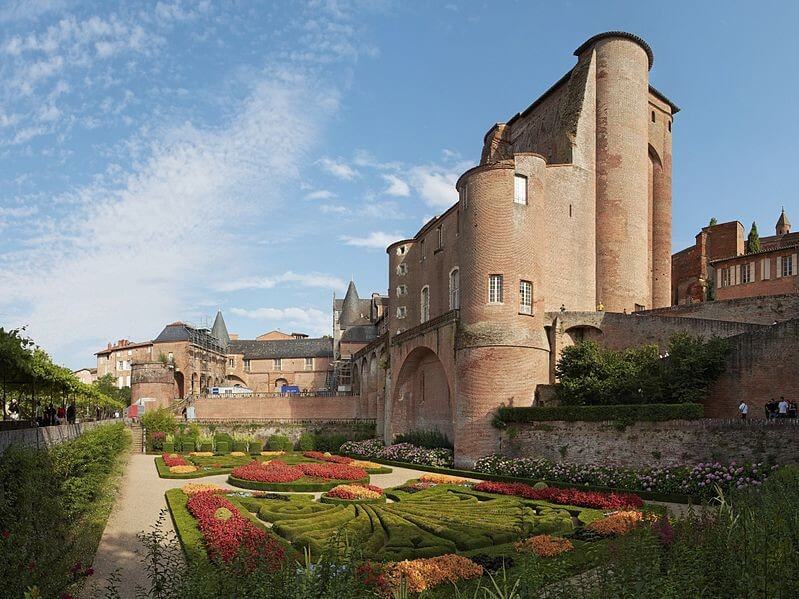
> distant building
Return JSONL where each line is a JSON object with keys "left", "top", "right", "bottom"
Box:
{"left": 73, "top": 367, "right": 97, "bottom": 385}
{"left": 95, "top": 340, "right": 154, "bottom": 388}
{"left": 672, "top": 209, "right": 797, "bottom": 304}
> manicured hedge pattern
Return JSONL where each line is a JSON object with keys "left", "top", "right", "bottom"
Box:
{"left": 253, "top": 486, "right": 575, "bottom": 561}
{"left": 494, "top": 403, "right": 704, "bottom": 424}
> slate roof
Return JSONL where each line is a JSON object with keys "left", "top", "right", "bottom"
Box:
{"left": 153, "top": 322, "right": 226, "bottom": 353}
{"left": 340, "top": 325, "right": 379, "bottom": 344}
{"left": 228, "top": 337, "right": 333, "bottom": 359}
{"left": 211, "top": 311, "right": 230, "bottom": 347}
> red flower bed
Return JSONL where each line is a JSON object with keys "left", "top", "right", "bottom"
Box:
{"left": 162, "top": 453, "right": 188, "bottom": 467}
{"left": 186, "top": 491, "right": 284, "bottom": 568}
{"left": 231, "top": 460, "right": 304, "bottom": 483}
{"left": 303, "top": 451, "right": 354, "bottom": 464}
{"left": 473, "top": 481, "right": 643, "bottom": 510}
{"left": 298, "top": 462, "right": 367, "bottom": 480}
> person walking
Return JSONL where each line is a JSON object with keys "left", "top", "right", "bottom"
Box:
{"left": 738, "top": 400, "right": 749, "bottom": 420}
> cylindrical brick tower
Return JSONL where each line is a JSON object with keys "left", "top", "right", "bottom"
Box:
{"left": 454, "top": 155, "right": 550, "bottom": 467}
{"left": 651, "top": 127, "right": 673, "bottom": 308}
{"left": 580, "top": 32, "right": 652, "bottom": 312}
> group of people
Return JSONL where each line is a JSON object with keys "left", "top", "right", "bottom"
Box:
{"left": 37, "top": 403, "right": 77, "bottom": 426}
{"left": 738, "top": 397, "right": 797, "bottom": 419}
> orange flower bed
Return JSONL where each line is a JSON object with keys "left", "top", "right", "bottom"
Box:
{"left": 418, "top": 473, "right": 469, "bottom": 485}
{"left": 514, "top": 534, "right": 574, "bottom": 557}
{"left": 182, "top": 483, "right": 223, "bottom": 495}
{"left": 169, "top": 465, "right": 198, "bottom": 474}
{"left": 385, "top": 554, "right": 483, "bottom": 593}
{"left": 189, "top": 451, "right": 214, "bottom": 457}
{"left": 587, "top": 511, "right": 646, "bottom": 536}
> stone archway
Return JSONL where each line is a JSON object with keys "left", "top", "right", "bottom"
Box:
{"left": 391, "top": 346, "right": 453, "bottom": 442}
{"left": 174, "top": 371, "right": 185, "bottom": 399}
{"left": 275, "top": 378, "right": 288, "bottom": 391}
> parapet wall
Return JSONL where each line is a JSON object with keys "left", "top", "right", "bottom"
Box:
{"left": 499, "top": 419, "right": 799, "bottom": 468}
{"left": 193, "top": 396, "right": 361, "bottom": 420}
{"left": 0, "top": 420, "right": 118, "bottom": 454}
{"left": 645, "top": 294, "right": 799, "bottom": 325}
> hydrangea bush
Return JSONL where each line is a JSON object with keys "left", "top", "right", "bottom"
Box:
{"left": 339, "top": 439, "right": 454, "bottom": 468}
{"left": 474, "top": 454, "right": 774, "bottom": 500}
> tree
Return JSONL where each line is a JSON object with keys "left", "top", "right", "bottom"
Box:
{"left": 747, "top": 221, "right": 761, "bottom": 254}
{"left": 93, "top": 373, "right": 132, "bottom": 406}
{"left": 709, "top": 217, "right": 718, "bottom": 226}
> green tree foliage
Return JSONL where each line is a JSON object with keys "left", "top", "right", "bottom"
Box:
{"left": 140, "top": 406, "right": 177, "bottom": 436}
{"left": 0, "top": 327, "right": 121, "bottom": 419}
{"left": 93, "top": 373, "right": 132, "bottom": 406}
{"left": 555, "top": 334, "right": 729, "bottom": 405}
{"left": 746, "top": 221, "right": 761, "bottom": 253}
{"left": 708, "top": 217, "right": 718, "bottom": 226}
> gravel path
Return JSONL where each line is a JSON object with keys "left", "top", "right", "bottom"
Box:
{"left": 86, "top": 454, "right": 457, "bottom": 597}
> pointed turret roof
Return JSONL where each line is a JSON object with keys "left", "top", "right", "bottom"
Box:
{"left": 340, "top": 281, "right": 362, "bottom": 327}
{"left": 776, "top": 208, "right": 791, "bottom": 235}
{"left": 211, "top": 310, "right": 230, "bottom": 347}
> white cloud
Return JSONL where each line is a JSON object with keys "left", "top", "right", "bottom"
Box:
{"left": 382, "top": 173, "right": 410, "bottom": 197}
{"left": 0, "top": 73, "right": 332, "bottom": 360}
{"left": 339, "top": 230, "right": 404, "bottom": 249}
{"left": 318, "top": 156, "right": 358, "bottom": 180}
{"left": 230, "top": 306, "right": 330, "bottom": 336}
{"left": 215, "top": 271, "right": 346, "bottom": 293}
{"left": 409, "top": 163, "right": 463, "bottom": 209}
{"left": 304, "top": 189, "right": 336, "bottom": 200}
{"left": 320, "top": 204, "right": 348, "bottom": 214}
{"left": 0, "top": 0, "right": 66, "bottom": 23}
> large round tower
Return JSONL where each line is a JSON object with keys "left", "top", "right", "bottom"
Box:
{"left": 454, "top": 154, "right": 550, "bottom": 467}
{"left": 577, "top": 32, "right": 652, "bottom": 312}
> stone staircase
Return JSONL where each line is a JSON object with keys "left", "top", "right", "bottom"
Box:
{"left": 130, "top": 423, "right": 144, "bottom": 453}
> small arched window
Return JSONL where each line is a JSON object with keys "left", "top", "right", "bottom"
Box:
{"left": 420, "top": 286, "right": 430, "bottom": 323}
{"left": 449, "top": 268, "right": 460, "bottom": 310}
{"left": 651, "top": 111, "right": 656, "bottom": 123}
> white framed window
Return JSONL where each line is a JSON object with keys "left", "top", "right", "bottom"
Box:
{"left": 244, "top": 359, "right": 250, "bottom": 372}
{"left": 514, "top": 174, "right": 527, "bottom": 205}
{"left": 396, "top": 245, "right": 406, "bottom": 256}
{"left": 396, "top": 284, "right": 408, "bottom": 297}
{"left": 449, "top": 268, "right": 460, "bottom": 310}
{"left": 519, "top": 280, "right": 533, "bottom": 314}
{"left": 720, "top": 268, "right": 730, "bottom": 288}
{"left": 396, "top": 263, "right": 408, "bottom": 276}
{"left": 762, "top": 257, "right": 771, "bottom": 280}
{"left": 167, "top": 352, "right": 174, "bottom": 363}
{"left": 396, "top": 306, "right": 407, "bottom": 319}
{"left": 740, "top": 263, "right": 751, "bottom": 284}
{"left": 274, "top": 358, "right": 282, "bottom": 371}
{"left": 783, "top": 255, "right": 795, "bottom": 277}
{"left": 420, "top": 286, "right": 430, "bottom": 322}
{"left": 117, "top": 376, "right": 124, "bottom": 388}
{"left": 128, "top": 349, "right": 132, "bottom": 356}
{"left": 125, "top": 376, "right": 130, "bottom": 387}
{"left": 305, "top": 357, "right": 313, "bottom": 370}
{"left": 488, "top": 275, "right": 503, "bottom": 303}
{"left": 461, "top": 184, "right": 468, "bottom": 209}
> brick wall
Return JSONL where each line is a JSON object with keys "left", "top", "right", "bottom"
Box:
{"left": 705, "top": 319, "right": 799, "bottom": 418}
{"left": 500, "top": 419, "right": 799, "bottom": 468}
{"left": 193, "top": 396, "right": 360, "bottom": 420}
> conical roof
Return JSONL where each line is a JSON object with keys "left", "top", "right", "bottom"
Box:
{"left": 211, "top": 310, "right": 230, "bottom": 347}
{"left": 776, "top": 208, "right": 791, "bottom": 234}
{"left": 339, "top": 281, "right": 361, "bottom": 327}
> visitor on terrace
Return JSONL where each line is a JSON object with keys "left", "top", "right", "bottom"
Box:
{"left": 738, "top": 401, "right": 748, "bottom": 420}
{"left": 790, "top": 401, "right": 798, "bottom": 419}
{"left": 765, "top": 399, "right": 778, "bottom": 419}
{"left": 778, "top": 397, "right": 789, "bottom": 419}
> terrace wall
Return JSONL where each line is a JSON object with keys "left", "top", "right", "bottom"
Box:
{"left": 0, "top": 419, "right": 118, "bottom": 454}
{"left": 499, "top": 419, "right": 799, "bottom": 468}
{"left": 192, "top": 395, "right": 360, "bottom": 420}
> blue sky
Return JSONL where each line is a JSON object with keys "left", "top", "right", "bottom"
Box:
{"left": 1, "top": 0, "right": 797, "bottom": 369}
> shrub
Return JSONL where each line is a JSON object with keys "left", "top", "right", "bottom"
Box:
{"left": 141, "top": 407, "right": 177, "bottom": 436}
{"left": 384, "top": 554, "right": 483, "bottom": 593}
{"left": 514, "top": 534, "right": 574, "bottom": 557}
{"left": 340, "top": 438, "right": 454, "bottom": 468}
{"left": 314, "top": 433, "right": 348, "bottom": 453}
{"left": 249, "top": 439, "right": 264, "bottom": 454}
{"left": 216, "top": 441, "right": 231, "bottom": 454}
{"left": 297, "top": 432, "right": 316, "bottom": 451}
{"left": 267, "top": 434, "right": 293, "bottom": 451}
{"left": 394, "top": 428, "right": 453, "bottom": 449}
{"left": 493, "top": 403, "right": 704, "bottom": 425}
{"left": 472, "top": 481, "right": 643, "bottom": 509}
{"left": 587, "top": 511, "right": 646, "bottom": 536}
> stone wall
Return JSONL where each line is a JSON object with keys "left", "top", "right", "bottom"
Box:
{"left": 645, "top": 294, "right": 799, "bottom": 325}
{"left": 0, "top": 419, "right": 118, "bottom": 454}
{"left": 192, "top": 395, "right": 360, "bottom": 420}
{"left": 499, "top": 418, "right": 799, "bottom": 468}
{"left": 191, "top": 420, "right": 375, "bottom": 446}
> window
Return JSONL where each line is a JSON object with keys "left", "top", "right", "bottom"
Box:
{"left": 396, "top": 263, "right": 408, "bottom": 276}
{"left": 396, "top": 284, "right": 408, "bottom": 297}
{"left": 519, "top": 280, "right": 533, "bottom": 314}
{"left": 396, "top": 306, "right": 407, "bottom": 319}
{"left": 668, "top": 120, "right": 672, "bottom": 132}
{"left": 720, "top": 268, "right": 730, "bottom": 288}
{"left": 514, "top": 174, "right": 527, "bottom": 205}
{"left": 305, "top": 357, "right": 313, "bottom": 370}
{"left": 244, "top": 359, "right": 250, "bottom": 372}
{"left": 651, "top": 111, "right": 656, "bottom": 123}
{"left": 740, "top": 263, "right": 751, "bottom": 284}
{"left": 436, "top": 226, "right": 443, "bottom": 250}
{"left": 117, "top": 360, "right": 123, "bottom": 370}
{"left": 449, "top": 268, "right": 460, "bottom": 310}
{"left": 488, "top": 275, "right": 503, "bottom": 303}
{"left": 128, "top": 349, "right": 132, "bottom": 356}
{"left": 228, "top": 358, "right": 234, "bottom": 368}
{"left": 762, "top": 258, "right": 771, "bottom": 280}
{"left": 274, "top": 358, "right": 282, "bottom": 371}
{"left": 118, "top": 376, "right": 124, "bottom": 388}
{"left": 420, "top": 238, "right": 425, "bottom": 261}
{"left": 420, "top": 286, "right": 430, "bottom": 322}
{"left": 396, "top": 245, "right": 406, "bottom": 256}
{"left": 461, "top": 184, "right": 468, "bottom": 209}
{"left": 783, "top": 255, "right": 794, "bottom": 277}
{"left": 168, "top": 352, "right": 173, "bottom": 363}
